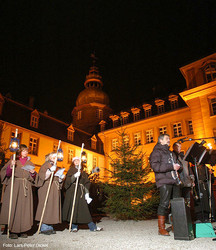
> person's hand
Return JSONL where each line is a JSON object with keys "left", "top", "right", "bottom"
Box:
{"left": 173, "top": 163, "right": 180, "bottom": 171}
{"left": 74, "top": 171, "right": 80, "bottom": 178}
{"left": 29, "top": 169, "right": 35, "bottom": 174}
{"left": 11, "top": 160, "right": 16, "bottom": 168}
{"left": 59, "top": 174, "right": 65, "bottom": 182}
{"left": 49, "top": 165, "right": 57, "bottom": 172}
{"left": 85, "top": 193, "right": 93, "bottom": 204}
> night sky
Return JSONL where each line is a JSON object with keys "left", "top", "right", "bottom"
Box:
{"left": 0, "top": 0, "right": 216, "bottom": 123}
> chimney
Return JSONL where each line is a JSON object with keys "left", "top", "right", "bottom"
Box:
{"left": 29, "top": 96, "right": 34, "bottom": 108}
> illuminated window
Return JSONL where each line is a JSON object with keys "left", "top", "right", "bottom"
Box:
{"left": 120, "top": 112, "right": 130, "bottom": 125}
{"left": 146, "top": 129, "right": 153, "bottom": 143}
{"left": 188, "top": 120, "right": 193, "bottom": 134}
{"left": 29, "top": 137, "right": 39, "bottom": 155}
{"left": 110, "top": 115, "right": 120, "bottom": 128}
{"left": 173, "top": 122, "right": 182, "bottom": 137}
{"left": 68, "top": 149, "right": 74, "bottom": 164}
{"left": 123, "top": 135, "right": 129, "bottom": 147}
{"left": 159, "top": 126, "right": 167, "bottom": 135}
{"left": 131, "top": 108, "right": 141, "bottom": 122}
{"left": 169, "top": 95, "right": 179, "bottom": 110}
{"left": 210, "top": 97, "right": 216, "bottom": 116}
{"left": 96, "top": 109, "right": 103, "bottom": 119}
{"left": 112, "top": 138, "right": 118, "bottom": 150}
{"left": 77, "top": 110, "right": 82, "bottom": 120}
{"left": 134, "top": 132, "right": 141, "bottom": 145}
{"left": 204, "top": 63, "right": 216, "bottom": 83}
{"left": 93, "top": 156, "right": 97, "bottom": 168}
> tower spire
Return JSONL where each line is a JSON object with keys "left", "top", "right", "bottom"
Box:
{"left": 84, "top": 53, "right": 103, "bottom": 89}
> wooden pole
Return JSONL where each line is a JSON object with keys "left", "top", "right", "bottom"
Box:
{"left": 7, "top": 129, "right": 18, "bottom": 238}
{"left": 37, "top": 140, "right": 61, "bottom": 235}
{"left": 69, "top": 143, "right": 84, "bottom": 232}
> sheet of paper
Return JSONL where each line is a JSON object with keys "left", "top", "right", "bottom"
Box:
{"left": 54, "top": 168, "right": 65, "bottom": 177}
{"left": 22, "top": 165, "right": 35, "bottom": 171}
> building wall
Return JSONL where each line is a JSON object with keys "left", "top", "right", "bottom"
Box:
{"left": 0, "top": 121, "right": 103, "bottom": 176}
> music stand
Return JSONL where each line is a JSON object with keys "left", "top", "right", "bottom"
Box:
{"left": 184, "top": 142, "right": 216, "bottom": 237}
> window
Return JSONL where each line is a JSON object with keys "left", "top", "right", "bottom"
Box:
{"left": 157, "top": 104, "right": 165, "bottom": 114}
{"left": 145, "top": 109, "right": 152, "bottom": 118}
{"left": 134, "top": 132, "right": 141, "bottom": 145}
{"left": 113, "top": 119, "right": 119, "bottom": 127}
{"left": 123, "top": 116, "right": 129, "bottom": 124}
{"left": 146, "top": 129, "right": 153, "bottom": 143}
{"left": 204, "top": 63, "right": 216, "bottom": 83}
{"left": 159, "top": 126, "right": 167, "bottom": 135}
{"left": 30, "top": 110, "right": 40, "bottom": 128}
{"left": 29, "top": 137, "right": 39, "bottom": 155}
{"left": 173, "top": 122, "right": 182, "bottom": 137}
{"left": 31, "top": 115, "right": 39, "bottom": 128}
{"left": 93, "top": 157, "right": 97, "bottom": 168}
{"left": 77, "top": 110, "right": 82, "bottom": 120}
{"left": 210, "top": 97, "right": 216, "bottom": 116}
{"left": 68, "top": 149, "right": 74, "bottom": 164}
{"left": 170, "top": 100, "right": 178, "bottom": 110}
{"left": 112, "top": 139, "right": 118, "bottom": 150}
{"left": 123, "top": 135, "right": 129, "bottom": 147}
{"left": 96, "top": 109, "right": 103, "bottom": 119}
{"left": 67, "top": 130, "right": 74, "bottom": 141}
{"left": 188, "top": 120, "right": 193, "bottom": 134}
{"left": 143, "top": 104, "right": 152, "bottom": 118}
{"left": 134, "top": 112, "right": 140, "bottom": 121}
{"left": 99, "top": 120, "right": 106, "bottom": 131}
{"left": 91, "top": 140, "right": 97, "bottom": 150}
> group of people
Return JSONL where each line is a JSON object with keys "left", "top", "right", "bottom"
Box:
{"left": 0, "top": 144, "right": 102, "bottom": 239}
{"left": 150, "top": 133, "right": 215, "bottom": 236}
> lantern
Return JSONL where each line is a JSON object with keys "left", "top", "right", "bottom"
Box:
{"left": 9, "top": 138, "right": 20, "bottom": 152}
{"left": 57, "top": 148, "right": 64, "bottom": 161}
{"left": 81, "top": 151, "right": 87, "bottom": 163}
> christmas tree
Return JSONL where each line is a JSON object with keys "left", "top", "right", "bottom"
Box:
{"left": 102, "top": 130, "right": 159, "bottom": 220}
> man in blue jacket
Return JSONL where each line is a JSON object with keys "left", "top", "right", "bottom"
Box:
{"left": 150, "top": 134, "right": 181, "bottom": 236}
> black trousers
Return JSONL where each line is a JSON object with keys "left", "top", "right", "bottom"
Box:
{"left": 157, "top": 184, "right": 181, "bottom": 216}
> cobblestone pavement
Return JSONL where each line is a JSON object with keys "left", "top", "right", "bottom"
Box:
{"left": 0, "top": 218, "right": 216, "bottom": 250}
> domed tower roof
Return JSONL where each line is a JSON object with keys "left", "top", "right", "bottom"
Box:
{"left": 76, "top": 58, "right": 110, "bottom": 107}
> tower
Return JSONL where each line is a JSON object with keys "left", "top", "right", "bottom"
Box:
{"left": 72, "top": 55, "right": 112, "bottom": 134}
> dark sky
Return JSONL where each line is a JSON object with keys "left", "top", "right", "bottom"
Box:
{"left": 0, "top": 0, "right": 216, "bottom": 122}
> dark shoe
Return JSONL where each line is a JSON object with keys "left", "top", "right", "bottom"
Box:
{"left": 9, "top": 233, "right": 18, "bottom": 239}
{"left": 20, "top": 233, "right": 28, "bottom": 238}
{"left": 158, "top": 215, "right": 170, "bottom": 236}
{"left": 40, "top": 230, "right": 52, "bottom": 235}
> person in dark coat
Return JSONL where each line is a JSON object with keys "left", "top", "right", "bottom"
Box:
{"left": 150, "top": 134, "right": 181, "bottom": 236}
{"left": 62, "top": 156, "right": 102, "bottom": 232}
{"left": 0, "top": 144, "right": 36, "bottom": 239}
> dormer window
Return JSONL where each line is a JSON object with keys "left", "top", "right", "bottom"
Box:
{"left": 131, "top": 107, "right": 140, "bottom": 122}
{"left": 204, "top": 62, "right": 216, "bottom": 83}
{"left": 109, "top": 115, "right": 120, "bottom": 128}
{"left": 99, "top": 120, "right": 106, "bottom": 131}
{"left": 143, "top": 104, "right": 152, "bottom": 118}
{"left": 30, "top": 110, "right": 40, "bottom": 128}
{"left": 67, "top": 124, "right": 75, "bottom": 141}
{"left": 91, "top": 135, "right": 97, "bottom": 150}
{"left": 169, "top": 95, "right": 179, "bottom": 110}
{"left": 120, "top": 112, "right": 130, "bottom": 125}
{"left": 155, "top": 99, "right": 165, "bottom": 114}
{"left": 96, "top": 109, "right": 103, "bottom": 119}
